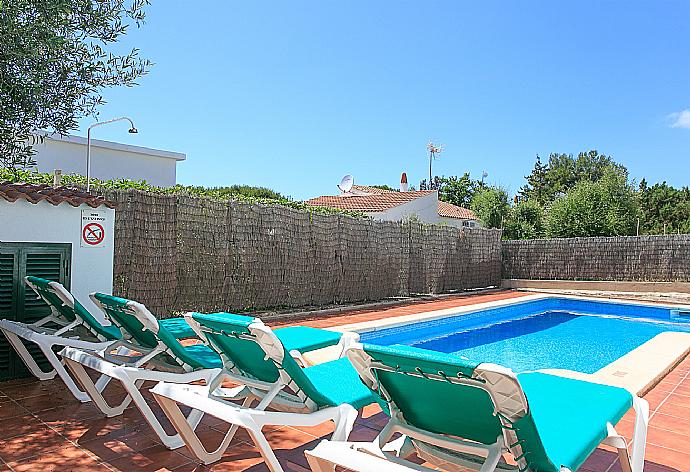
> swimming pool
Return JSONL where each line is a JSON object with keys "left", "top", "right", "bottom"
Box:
{"left": 360, "top": 297, "right": 690, "bottom": 374}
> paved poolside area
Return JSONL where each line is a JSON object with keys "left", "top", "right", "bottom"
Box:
{"left": 0, "top": 290, "right": 688, "bottom": 471}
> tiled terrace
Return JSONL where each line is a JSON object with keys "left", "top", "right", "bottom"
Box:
{"left": 0, "top": 290, "right": 688, "bottom": 471}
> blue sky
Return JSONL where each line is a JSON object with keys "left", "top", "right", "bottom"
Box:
{"left": 77, "top": 1, "right": 690, "bottom": 200}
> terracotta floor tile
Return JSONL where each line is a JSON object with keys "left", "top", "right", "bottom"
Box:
{"left": 643, "top": 444, "right": 690, "bottom": 471}
{"left": 647, "top": 425, "right": 690, "bottom": 454}
{"left": 48, "top": 416, "right": 127, "bottom": 442}
{"left": 201, "top": 443, "right": 266, "bottom": 471}
{"left": 655, "top": 400, "right": 690, "bottom": 419}
{"left": 0, "top": 425, "right": 70, "bottom": 463}
{"left": 106, "top": 444, "right": 193, "bottom": 471}
{"left": 15, "top": 390, "right": 78, "bottom": 412}
{"left": 35, "top": 402, "right": 104, "bottom": 422}
{"left": 580, "top": 448, "right": 618, "bottom": 471}
{"left": 0, "top": 400, "right": 30, "bottom": 419}
{"left": 79, "top": 428, "right": 161, "bottom": 461}
{"left": 649, "top": 412, "right": 690, "bottom": 435}
{"left": 7, "top": 444, "right": 112, "bottom": 472}
{"left": 0, "top": 414, "right": 45, "bottom": 440}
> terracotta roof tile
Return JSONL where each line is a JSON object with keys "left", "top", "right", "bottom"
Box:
{"left": 306, "top": 186, "right": 476, "bottom": 219}
{"left": 0, "top": 182, "right": 117, "bottom": 209}
{"left": 438, "top": 201, "right": 477, "bottom": 220}
{"left": 305, "top": 190, "right": 435, "bottom": 212}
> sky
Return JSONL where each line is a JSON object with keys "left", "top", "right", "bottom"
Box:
{"left": 76, "top": 1, "right": 690, "bottom": 200}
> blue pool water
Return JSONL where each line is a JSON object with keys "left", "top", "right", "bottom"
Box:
{"left": 360, "top": 298, "right": 690, "bottom": 374}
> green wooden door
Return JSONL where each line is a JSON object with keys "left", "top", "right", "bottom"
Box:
{"left": 0, "top": 242, "right": 71, "bottom": 380}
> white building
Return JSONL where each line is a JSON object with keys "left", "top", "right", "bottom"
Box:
{"left": 305, "top": 175, "right": 480, "bottom": 228}
{"left": 31, "top": 133, "right": 186, "bottom": 187}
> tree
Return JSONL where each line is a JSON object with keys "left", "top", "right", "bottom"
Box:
{"left": 437, "top": 173, "right": 478, "bottom": 208}
{"left": 419, "top": 173, "right": 479, "bottom": 207}
{"left": 369, "top": 184, "right": 397, "bottom": 192}
{"left": 545, "top": 171, "right": 639, "bottom": 238}
{"left": 470, "top": 187, "right": 510, "bottom": 229}
{"left": 0, "top": 0, "right": 152, "bottom": 174}
{"left": 212, "top": 185, "right": 286, "bottom": 200}
{"left": 638, "top": 180, "right": 690, "bottom": 234}
{"left": 504, "top": 200, "right": 545, "bottom": 240}
{"left": 419, "top": 176, "right": 443, "bottom": 191}
{"left": 520, "top": 150, "right": 628, "bottom": 204}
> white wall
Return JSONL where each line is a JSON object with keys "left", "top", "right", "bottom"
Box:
{"left": 438, "top": 216, "right": 480, "bottom": 228}
{"left": 32, "top": 134, "right": 185, "bottom": 187}
{"left": 0, "top": 199, "right": 115, "bottom": 322}
{"left": 372, "top": 191, "right": 441, "bottom": 223}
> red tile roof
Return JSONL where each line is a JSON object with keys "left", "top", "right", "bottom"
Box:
{"left": 0, "top": 182, "right": 117, "bottom": 209}
{"left": 438, "top": 200, "right": 477, "bottom": 220}
{"left": 306, "top": 185, "right": 476, "bottom": 220}
{"left": 305, "top": 190, "right": 435, "bottom": 212}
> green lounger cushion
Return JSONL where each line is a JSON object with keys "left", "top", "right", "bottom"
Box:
{"left": 362, "top": 344, "right": 501, "bottom": 444}
{"left": 190, "top": 312, "right": 376, "bottom": 410}
{"left": 516, "top": 372, "right": 633, "bottom": 472}
{"left": 274, "top": 326, "right": 342, "bottom": 352}
{"left": 26, "top": 277, "right": 121, "bottom": 341}
{"left": 181, "top": 343, "right": 223, "bottom": 369}
{"left": 301, "top": 358, "right": 378, "bottom": 410}
{"left": 158, "top": 317, "right": 197, "bottom": 339}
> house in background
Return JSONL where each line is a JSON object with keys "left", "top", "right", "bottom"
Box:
{"left": 305, "top": 173, "right": 480, "bottom": 228}
{"left": 31, "top": 133, "right": 186, "bottom": 187}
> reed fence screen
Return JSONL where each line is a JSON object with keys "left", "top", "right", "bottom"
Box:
{"left": 502, "top": 235, "right": 690, "bottom": 282}
{"left": 105, "top": 190, "right": 502, "bottom": 316}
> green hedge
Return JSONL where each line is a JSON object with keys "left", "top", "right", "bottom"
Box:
{"left": 0, "top": 168, "right": 365, "bottom": 218}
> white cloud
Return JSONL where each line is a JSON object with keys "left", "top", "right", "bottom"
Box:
{"left": 669, "top": 109, "right": 690, "bottom": 130}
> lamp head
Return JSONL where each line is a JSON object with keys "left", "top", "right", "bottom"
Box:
{"left": 128, "top": 127, "right": 138, "bottom": 134}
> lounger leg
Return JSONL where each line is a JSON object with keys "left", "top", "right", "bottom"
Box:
{"left": 64, "top": 357, "right": 139, "bottom": 414}
{"left": 629, "top": 396, "right": 649, "bottom": 472}
{"left": 332, "top": 404, "right": 358, "bottom": 441}
{"left": 119, "top": 372, "right": 202, "bottom": 449}
{"left": 2, "top": 329, "right": 57, "bottom": 380}
{"left": 153, "top": 392, "right": 253, "bottom": 464}
{"left": 245, "top": 419, "right": 284, "bottom": 472}
{"left": 305, "top": 452, "right": 337, "bottom": 472}
{"left": 479, "top": 440, "right": 503, "bottom": 472}
{"left": 37, "top": 341, "right": 93, "bottom": 402}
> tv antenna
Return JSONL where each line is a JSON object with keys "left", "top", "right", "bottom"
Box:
{"left": 338, "top": 174, "right": 354, "bottom": 193}
{"left": 427, "top": 141, "right": 444, "bottom": 188}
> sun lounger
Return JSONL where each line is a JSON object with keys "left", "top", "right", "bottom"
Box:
{"left": 0, "top": 276, "right": 121, "bottom": 401}
{"left": 62, "top": 295, "right": 349, "bottom": 451}
{"left": 306, "top": 343, "right": 648, "bottom": 472}
{"left": 150, "top": 312, "right": 377, "bottom": 470}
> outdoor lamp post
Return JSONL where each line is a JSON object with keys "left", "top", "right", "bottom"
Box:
{"left": 86, "top": 117, "right": 138, "bottom": 192}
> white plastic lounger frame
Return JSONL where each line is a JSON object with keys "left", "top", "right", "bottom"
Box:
{"left": 60, "top": 295, "right": 220, "bottom": 450}
{"left": 0, "top": 279, "right": 113, "bottom": 402}
{"left": 306, "top": 345, "right": 649, "bottom": 472}
{"left": 150, "top": 315, "right": 361, "bottom": 470}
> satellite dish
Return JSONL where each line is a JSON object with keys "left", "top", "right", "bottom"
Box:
{"left": 338, "top": 174, "right": 354, "bottom": 193}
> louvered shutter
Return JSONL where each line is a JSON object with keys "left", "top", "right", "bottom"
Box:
{"left": 0, "top": 243, "right": 71, "bottom": 380}
{"left": 0, "top": 251, "right": 18, "bottom": 378}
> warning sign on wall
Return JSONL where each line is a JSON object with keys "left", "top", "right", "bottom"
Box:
{"left": 81, "top": 210, "right": 108, "bottom": 248}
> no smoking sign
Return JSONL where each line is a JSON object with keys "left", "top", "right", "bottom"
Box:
{"left": 81, "top": 210, "right": 108, "bottom": 248}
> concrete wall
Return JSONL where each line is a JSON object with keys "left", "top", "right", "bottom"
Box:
{"left": 0, "top": 199, "right": 116, "bottom": 321}
{"left": 438, "top": 216, "right": 479, "bottom": 228}
{"left": 32, "top": 134, "right": 185, "bottom": 187}
{"left": 372, "top": 191, "right": 440, "bottom": 223}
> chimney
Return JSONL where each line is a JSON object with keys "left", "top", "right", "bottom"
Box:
{"left": 400, "top": 172, "right": 409, "bottom": 192}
